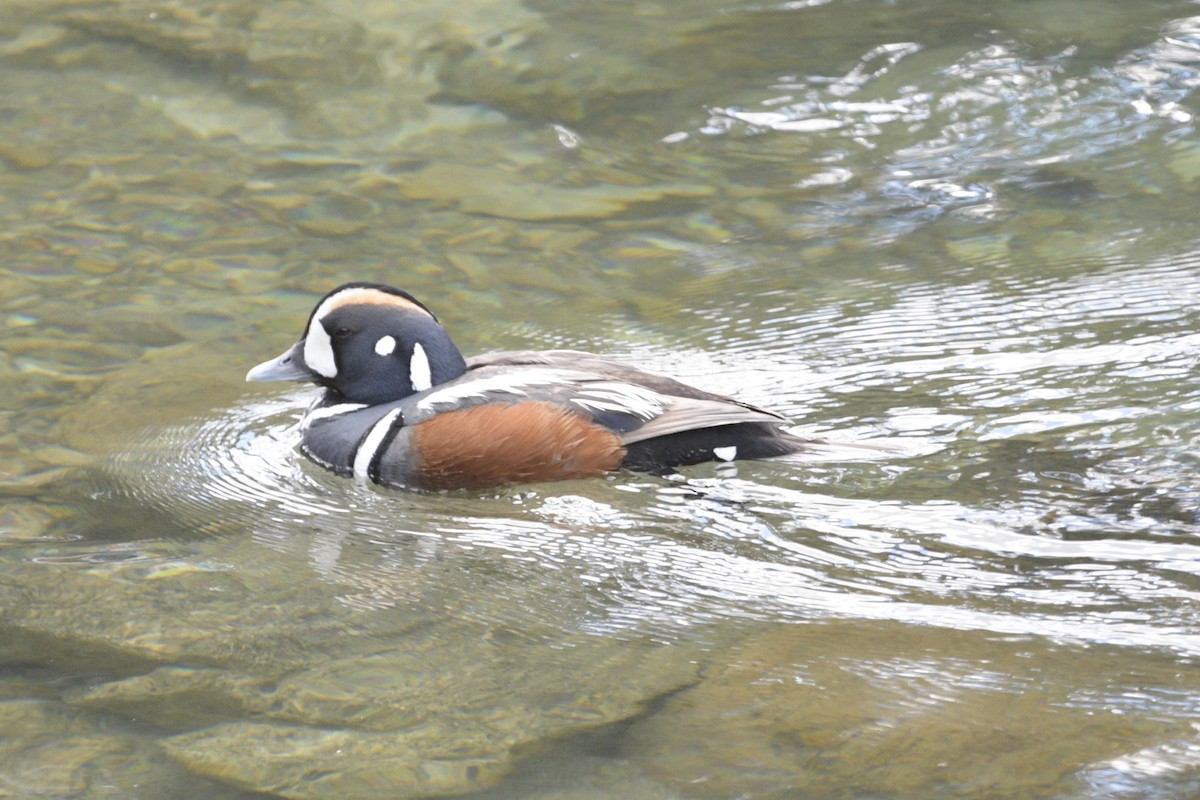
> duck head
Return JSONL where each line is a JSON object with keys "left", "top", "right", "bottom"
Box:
{"left": 246, "top": 282, "right": 467, "bottom": 405}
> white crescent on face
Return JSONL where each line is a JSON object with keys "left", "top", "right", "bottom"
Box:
{"left": 305, "top": 319, "right": 337, "bottom": 378}
{"left": 410, "top": 343, "right": 432, "bottom": 392}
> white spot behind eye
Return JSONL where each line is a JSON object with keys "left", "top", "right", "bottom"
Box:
{"left": 305, "top": 322, "right": 337, "bottom": 378}
{"left": 713, "top": 445, "right": 737, "bottom": 462}
{"left": 410, "top": 342, "right": 432, "bottom": 392}
{"left": 375, "top": 335, "right": 397, "bottom": 356}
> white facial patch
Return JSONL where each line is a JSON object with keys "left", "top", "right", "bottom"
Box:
{"left": 410, "top": 343, "right": 432, "bottom": 392}
{"left": 304, "top": 321, "right": 337, "bottom": 378}
{"left": 374, "top": 335, "right": 397, "bottom": 356}
{"left": 713, "top": 446, "right": 738, "bottom": 462}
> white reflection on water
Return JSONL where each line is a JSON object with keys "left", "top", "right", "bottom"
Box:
{"left": 697, "top": 14, "right": 1200, "bottom": 248}
{"left": 1080, "top": 735, "right": 1200, "bottom": 800}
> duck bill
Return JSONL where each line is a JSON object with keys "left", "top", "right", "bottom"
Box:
{"left": 246, "top": 341, "right": 312, "bottom": 382}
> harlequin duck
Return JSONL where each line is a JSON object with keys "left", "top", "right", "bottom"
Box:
{"left": 246, "top": 282, "right": 810, "bottom": 490}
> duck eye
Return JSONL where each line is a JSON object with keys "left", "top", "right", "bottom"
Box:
{"left": 333, "top": 327, "right": 353, "bottom": 339}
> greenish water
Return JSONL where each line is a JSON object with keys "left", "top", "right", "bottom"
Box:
{"left": 2, "top": 0, "right": 1199, "bottom": 798}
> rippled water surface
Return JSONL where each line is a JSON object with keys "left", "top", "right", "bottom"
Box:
{"left": 2, "top": 1, "right": 1200, "bottom": 798}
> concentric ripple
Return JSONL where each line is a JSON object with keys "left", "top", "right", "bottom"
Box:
{"left": 103, "top": 391, "right": 350, "bottom": 527}
{"left": 84, "top": 366, "right": 1200, "bottom": 658}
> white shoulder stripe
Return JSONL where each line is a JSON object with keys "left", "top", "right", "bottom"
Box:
{"left": 353, "top": 408, "right": 403, "bottom": 480}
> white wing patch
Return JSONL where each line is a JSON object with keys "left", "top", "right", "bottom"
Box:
{"left": 410, "top": 343, "right": 432, "bottom": 392}
{"left": 570, "top": 383, "right": 664, "bottom": 421}
{"left": 416, "top": 369, "right": 578, "bottom": 411}
{"left": 353, "top": 408, "right": 402, "bottom": 479}
{"left": 713, "top": 445, "right": 737, "bottom": 461}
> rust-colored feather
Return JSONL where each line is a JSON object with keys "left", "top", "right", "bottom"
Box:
{"left": 411, "top": 402, "right": 626, "bottom": 490}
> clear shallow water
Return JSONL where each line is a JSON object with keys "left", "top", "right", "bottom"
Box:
{"left": 2, "top": 0, "right": 1200, "bottom": 798}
